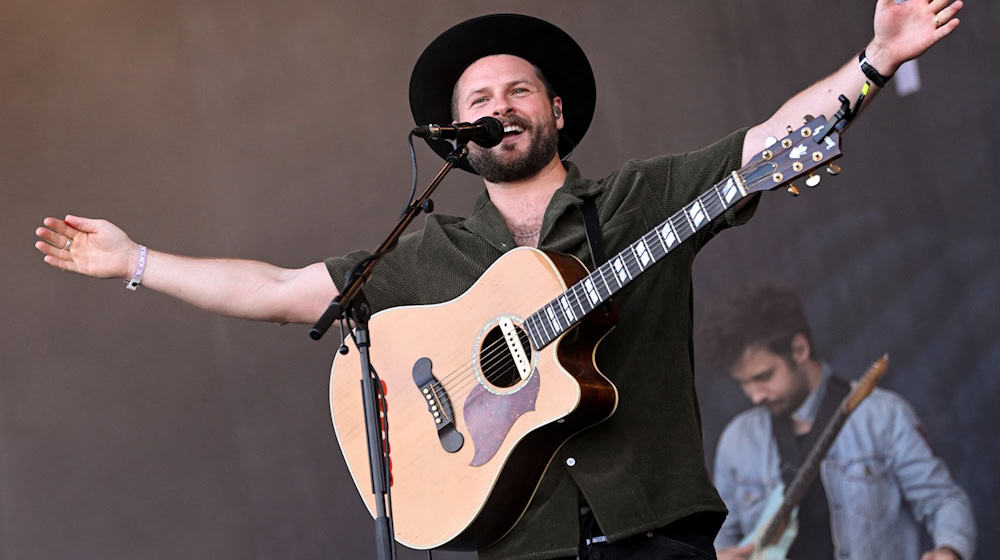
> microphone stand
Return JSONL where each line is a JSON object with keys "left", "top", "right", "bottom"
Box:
{"left": 309, "top": 142, "right": 470, "bottom": 560}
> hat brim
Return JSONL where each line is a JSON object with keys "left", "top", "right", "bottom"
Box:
{"left": 409, "top": 14, "right": 595, "bottom": 174}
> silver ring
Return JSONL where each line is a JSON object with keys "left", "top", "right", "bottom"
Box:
{"left": 63, "top": 239, "right": 72, "bottom": 251}
{"left": 934, "top": 16, "right": 941, "bottom": 27}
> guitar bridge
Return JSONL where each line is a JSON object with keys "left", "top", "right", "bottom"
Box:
{"left": 412, "top": 357, "right": 464, "bottom": 453}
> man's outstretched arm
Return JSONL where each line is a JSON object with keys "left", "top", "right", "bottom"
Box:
{"left": 35, "top": 215, "right": 338, "bottom": 324}
{"left": 743, "top": 0, "right": 962, "bottom": 165}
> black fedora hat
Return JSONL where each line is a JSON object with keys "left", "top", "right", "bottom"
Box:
{"left": 409, "top": 13, "right": 596, "bottom": 174}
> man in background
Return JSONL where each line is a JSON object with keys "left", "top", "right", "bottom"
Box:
{"left": 703, "top": 284, "right": 975, "bottom": 559}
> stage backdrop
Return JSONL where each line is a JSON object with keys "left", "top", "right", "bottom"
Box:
{"left": 2, "top": 1, "right": 996, "bottom": 558}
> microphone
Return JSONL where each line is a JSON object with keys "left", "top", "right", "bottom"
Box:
{"left": 412, "top": 117, "right": 504, "bottom": 148}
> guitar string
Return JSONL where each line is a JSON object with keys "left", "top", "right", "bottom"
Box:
{"left": 352, "top": 327, "right": 524, "bottom": 436}
{"left": 438, "top": 335, "right": 525, "bottom": 395}
{"left": 337, "top": 336, "right": 526, "bottom": 443}
{"left": 429, "top": 329, "right": 532, "bottom": 396}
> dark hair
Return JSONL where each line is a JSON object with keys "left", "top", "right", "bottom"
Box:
{"left": 450, "top": 59, "right": 558, "bottom": 121}
{"left": 699, "top": 283, "right": 817, "bottom": 373}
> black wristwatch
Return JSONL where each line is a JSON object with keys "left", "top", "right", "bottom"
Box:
{"left": 858, "top": 49, "right": 892, "bottom": 88}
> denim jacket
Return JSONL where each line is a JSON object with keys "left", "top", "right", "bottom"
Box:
{"left": 713, "top": 371, "right": 976, "bottom": 559}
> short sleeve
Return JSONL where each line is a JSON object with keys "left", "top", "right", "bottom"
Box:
{"left": 633, "top": 127, "right": 757, "bottom": 249}
{"left": 324, "top": 230, "right": 424, "bottom": 314}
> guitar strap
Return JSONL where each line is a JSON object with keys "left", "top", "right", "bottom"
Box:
{"left": 771, "top": 374, "right": 849, "bottom": 559}
{"left": 577, "top": 195, "right": 611, "bottom": 543}
{"left": 771, "top": 374, "right": 850, "bottom": 484}
{"left": 581, "top": 196, "right": 607, "bottom": 269}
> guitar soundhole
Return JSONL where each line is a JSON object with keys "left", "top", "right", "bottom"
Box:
{"left": 479, "top": 324, "right": 533, "bottom": 389}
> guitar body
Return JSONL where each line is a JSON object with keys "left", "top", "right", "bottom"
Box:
{"left": 740, "top": 484, "right": 798, "bottom": 560}
{"left": 329, "top": 247, "right": 619, "bottom": 550}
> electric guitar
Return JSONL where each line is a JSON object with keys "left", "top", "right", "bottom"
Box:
{"left": 740, "top": 354, "right": 890, "bottom": 560}
{"left": 329, "top": 114, "right": 846, "bottom": 550}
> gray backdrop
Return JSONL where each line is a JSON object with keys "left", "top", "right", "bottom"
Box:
{"left": 3, "top": 1, "right": 996, "bottom": 559}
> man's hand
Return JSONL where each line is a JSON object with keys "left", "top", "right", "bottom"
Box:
{"left": 743, "top": 0, "right": 964, "bottom": 165}
{"left": 35, "top": 215, "right": 138, "bottom": 280}
{"left": 868, "top": 0, "right": 963, "bottom": 75}
{"left": 717, "top": 543, "right": 754, "bottom": 560}
{"left": 921, "top": 546, "right": 962, "bottom": 560}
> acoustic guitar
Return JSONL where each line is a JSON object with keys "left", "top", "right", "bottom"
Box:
{"left": 330, "top": 115, "right": 845, "bottom": 550}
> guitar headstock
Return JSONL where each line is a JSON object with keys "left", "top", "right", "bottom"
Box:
{"left": 845, "top": 353, "right": 889, "bottom": 412}
{"left": 740, "top": 115, "right": 843, "bottom": 197}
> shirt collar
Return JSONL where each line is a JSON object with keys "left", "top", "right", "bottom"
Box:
{"left": 462, "top": 161, "right": 603, "bottom": 249}
{"left": 791, "top": 362, "right": 833, "bottom": 425}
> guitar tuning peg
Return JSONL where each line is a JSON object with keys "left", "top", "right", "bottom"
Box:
{"left": 802, "top": 114, "right": 814, "bottom": 123}
{"left": 764, "top": 136, "right": 777, "bottom": 148}
{"left": 806, "top": 173, "right": 821, "bottom": 187}
{"left": 826, "top": 163, "right": 841, "bottom": 175}
{"left": 786, "top": 125, "right": 794, "bottom": 134}
{"left": 787, "top": 184, "right": 800, "bottom": 196}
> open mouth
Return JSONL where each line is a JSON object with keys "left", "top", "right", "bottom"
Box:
{"left": 502, "top": 123, "right": 525, "bottom": 139}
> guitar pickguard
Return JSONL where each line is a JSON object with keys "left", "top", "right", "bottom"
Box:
{"left": 740, "top": 483, "right": 798, "bottom": 560}
{"left": 464, "top": 370, "right": 540, "bottom": 467}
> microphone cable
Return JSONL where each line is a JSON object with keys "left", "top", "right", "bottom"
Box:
{"left": 404, "top": 132, "right": 419, "bottom": 217}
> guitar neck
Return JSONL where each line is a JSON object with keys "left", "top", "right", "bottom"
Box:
{"left": 523, "top": 171, "right": 749, "bottom": 349}
{"left": 522, "top": 114, "right": 844, "bottom": 351}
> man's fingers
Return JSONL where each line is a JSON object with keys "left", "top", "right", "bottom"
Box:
{"left": 35, "top": 226, "right": 72, "bottom": 250}
{"left": 37, "top": 244, "right": 78, "bottom": 272}
{"left": 718, "top": 543, "right": 755, "bottom": 560}
{"left": 934, "top": 17, "right": 960, "bottom": 40}
{"left": 64, "top": 214, "right": 100, "bottom": 233}
{"left": 42, "top": 216, "right": 81, "bottom": 239}
{"left": 35, "top": 239, "right": 68, "bottom": 258}
{"left": 42, "top": 254, "right": 78, "bottom": 273}
{"left": 935, "top": 0, "right": 962, "bottom": 22}
{"left": 932, "top": 0, "right": 962, "bottom": 33}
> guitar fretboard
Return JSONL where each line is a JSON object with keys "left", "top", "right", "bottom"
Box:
{"left": 523, "top": 171, "right": 747, "bottom": 350}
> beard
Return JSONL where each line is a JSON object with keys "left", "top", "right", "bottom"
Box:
{"left": 467, "top": 113, "right": 559, "bottom": 183}
{"left": 766, "top": 365, "right": 812, "bottom": 417}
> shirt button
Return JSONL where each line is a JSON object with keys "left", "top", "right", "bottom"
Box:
{"left": 566, "top": 457, "right": 576, "bottom": 467}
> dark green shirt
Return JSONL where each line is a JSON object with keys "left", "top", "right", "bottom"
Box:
{"left": 326, "top": 128, "right": 755, "bottom": 559}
